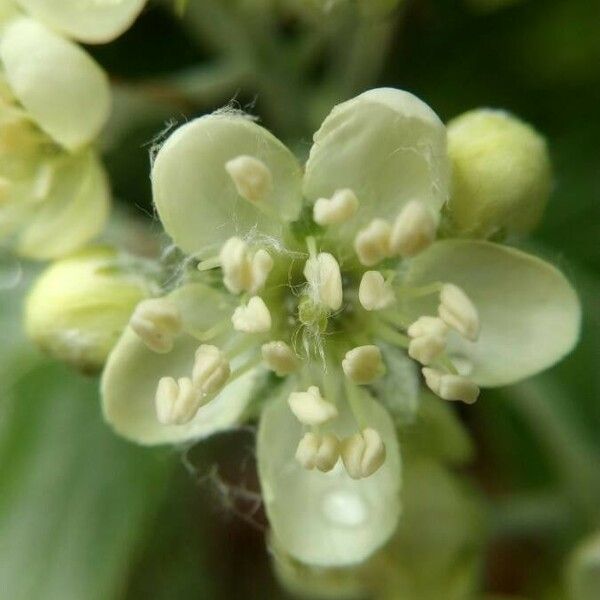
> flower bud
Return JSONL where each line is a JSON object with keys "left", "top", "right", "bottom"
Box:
{"left": 192, "top": 344, "right": 230, "bottom": 397}
{"left": 354, "top": 219, "right": 392, "bottom": 266}
{"left": 303, "top": 251, "right": 343, "bottom": 311}
{"left": 25, "top": 246, "right": 149, "bottom": 373}
{"left": 390, "top": 200, "right": 438, "bottom": 257}
{"left": 288, "top": 386, "right": 338, "bottom": 426}
{"left": 295, "top": 432, "right": 340, "bottom": 472}
{"left": 231, "top": 296, "right": 272, "bottom": 333}
{"left": 313, "top": 188, "right": 359, "bottom": 226}
{"left": 130, "top": 297, "right": 182, "bottom": 353}
{"left": 422, "top": 368, "right": 480, "bottom": 404}
{"left": 341, "top": 428, "right": 386, "bottom": 479}
{"left": 438, "top": 284, "right": 480, "bottom": 341}
{"left": 358, "top": 270, "right": 395, "bottom": 311}
{"left": 446, "top": 109, "right": 552, "bottom": 238}
{"left": 261, "top": 340, "right": 298, "bottom": 376}
{"left": 155, "top": 376, "right": 200, "bottom": 425}
{"left": 342, "top": 345, "right": 385, "bottom": 384}
{"left": 225, "top": 154, "right": 272, "bottom": 203}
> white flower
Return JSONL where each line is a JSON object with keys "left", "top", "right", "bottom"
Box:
{"left": 101, "top": 88, "right": 580, "bottom": 567}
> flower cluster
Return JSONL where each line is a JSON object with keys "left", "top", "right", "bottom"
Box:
{"left": 0, "top": 0, "right": 147, "bottom": 259}
{"left": 92, "top": 88, "right": 579, "bottom": 566}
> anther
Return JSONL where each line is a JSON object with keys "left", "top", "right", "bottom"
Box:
{"left": 390, "top": 200, "right": 438, "bottom": 257}
{"left": 155, "top": 376, "right": 200, "bottom": 425}
{"left": 438, "top": 284, "right": 480, "bottom": 341}
{"left": 341, "top": 428, "right": 386, "bottom": 479}
{"left": 130, "top": 298, "right": 182, "bottom": 353}
{"left": 261, "top": 340, "right": 298, "bottom": 376}
{"left": 313, "top": 188, "right": 359, "bottom": 226}
{"left": 192, "top": 345, "right": 230, "bottom": 397}
{"left": 288, "top": 386, "right": 338, "bottom": 426}
{"left": 421, "top": 367, "right": 480, "bottom": 404}
{"left": 354, "top": 219, "right": 393, "bottom": 266}
{"left": 342, "top": 345, "right": 385, "bottom": 384}
{"left": 231, "top": 296, "right": 272, "bottom": 333}
{"left": 407, "top": 316, "right": 448, "bottom": 338}
{"left": 407, "top": 316, "right": 448, "bottom": 365}
{"left": 219, "top": 237, "right": 273, "bottom": 295}
{"left": 225, "top": 155, "right": 272, "bottom": 203}
{"left": 358, "top": 271, "right": 395, "bottom": 311}
{"left": 303, "top": 252, "right": 343, "bottom": 311}
{"left": 295, "top": 432, "right": 340, "bottom": 472}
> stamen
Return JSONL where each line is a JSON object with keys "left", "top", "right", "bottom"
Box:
{"left": 192, "top": 345, "right": 230, "bottom": 397}
{"left": 155, "top": 376, "right": 200, "bottom": 425}
{"left": 407, "top": 316, "right": 448, "bottom": 366}
{"left": 354, "top": 219, "right": 393, "bottom": 266}
{"left": 130, "top": 298, "right": 182, "bottom": 353}
{"left": 313, "top": 188, "right": 359, "bottom": 226}
{"left": 421, "top": 367, "right": 480, "bottom": 404}
{"left": 261, "top": 340, "right": 298, "bottom": 376}
{"left": 225, "top": 155, "right": 272, "bottom": 203}
{"left": 295, "top": 432, "right": 340, "bottom": 472}
{"left": 231, "top": 296, "right": 272, "bottom": 333}
{"left": 358, "top": 271, "right": 395, "bottom": 311}
{"left": 342, "top": 345, "right": 385, "bottom": 384}
{"left": 303, "top": 251, "right": 343, "bottom": 311}
{"left": 288, "top": 386, "right": 338, "bottom": 425}
{"left": 219, "top": 237, "right": 273, "bottom": 295}
{"left": 390, "top": 200, "right": 438, "bottom": 257}
{"left": 438, "top": 284, "right": 480, "bottom": 341}
{"left": 341, "top": 428, "right": 386, "bottom": 479}
{"left": 407, "top": 316, "right": 448, "bottom": 338}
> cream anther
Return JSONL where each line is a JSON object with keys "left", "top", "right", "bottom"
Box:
{"left": 390, "top": 200, "right": 438, "bottom": 257}
{"left": 288, "top": 386, "right": 338, "bottom": 426}
{"left": 407, "top": 316, "right": 448, "bottom": 339}
{"left": 295, "top": 432, "right": 340, "bottom": 472}
{"left": 439, "top": 284, "right": 480, "bottom": 341}
{"left": 224, "top": 155, "right": 272, "bottom": 203}
{"left": 303, "top": 252, "right": 343, "bottom": 311}
{"left": 130, "top": 298, "right": 182, "bottom": 354}
{"left": 313, "top": 188, "right": 359, "bottom": 226}
{"left": 231, "top": 296, "right": 272, "bottom": 333}
{"left": 155, "top": 376, "right": 200, "bottom": 425}
{"left": 261, "top": 340, "right": 298, "bottom": 376}
{"left": 354, "top": 219, "right": 393, "bottom": 266}
{"left": 192, "top": 345, "right": 230, "bottom": 396}
{"left": 341, "top": 428, "right": 386, "bottom": 480}
{"left": 358, "top": 271, "right": 395, "bottom": 311}
{"left": 422, "top": 367, "right": 480, "bottom": 404}
{"left": 342, "top": 345, "right": 385, "bottom": 384}
{"left": 219, "top": 237, "right": 273, "bottom": 295}
{"left": 408, "top": 335, "right": 445, "bottom": 365}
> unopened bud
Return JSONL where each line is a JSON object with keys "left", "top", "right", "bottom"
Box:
{"left": 232, "top": 296, "right": 272, "bottom": 333}
{"left": 130, "top": 297, "right": 182, "bottom": 353}
{"left": 225, "top": 155, "right": 272, "bottom": 203}
{"left": 219, "top": 237, "right": 273, "bottom": 295}
{"left": 25, "top": 247, "right": 149, "bottom": 372}
{"left": 288, "top": 386, "right": 338, "bottom": 426}
{"left": 446, "top": 109, "right": 552, "bottom": 238}
{"left": 155, "top": 376, "right": 200, "bottom": 425}
{"left": 192, "top": 345, "right": 230, "bottom": 396}
{"left": 354, "top": 219, "right": 392, "bottom": 266}
{"left": 341, "top": 428, "right": 386, "bottom": 479}
{"left": 261, "top": 340, "right": 298, "bottom": 376}
{"left": 295, "top": 432, "right": 340, "bottom": 472}
{"left": 303, "top": 251, "right": 343, "bottom": 311}
{"left": 439, "top": 284, "right": 480, "bottom": 341}
{"left": 422, "top": 367, "right": 480, "bottom": 404}
{"left": 342, "top": 345, "right": 385, "bottom": 384}
{"left": 358, "top": 270, "right": 395, "bottom": 311}
{"left": 390, "top": 200, "right": 437, "bottom": 257}
{"left": 313, "top": 188, "right": 359, "bottom": 226}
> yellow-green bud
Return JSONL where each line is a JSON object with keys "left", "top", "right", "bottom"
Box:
{"left": 446, "top": 109, "right": 552, "bottom": 239}
{"left": 25, "top": 246, "right": 151, "bottom": 373}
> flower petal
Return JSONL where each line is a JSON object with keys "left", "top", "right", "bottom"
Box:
{"left": 18, "top": 150, "right": 110, "bottom": 260}
{"left": 404, "top": 240, "right": 581, "bottom": 387}
{"left": 258, "top": 387, "right": 401, "bottom": 567}
{"left": 303, "top": 88, "right": 449, "bottom": 243}
{"left": 15, "top": 0, "right": 147, "bottom": 44}
{"left": 101, "top": 284, "right": 256, "bottom": 445}
{"left": 151, "top": 114, "right": 303, "bottom": 255}
{"left": 0, "top": 18, "right": 110, "bottom": 150}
